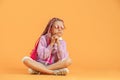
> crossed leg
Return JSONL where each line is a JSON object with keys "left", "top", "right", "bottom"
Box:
{"left": 22, "top": 56, "right": 72, "bottom": 75}
{"left": 46, "top": 58, "right": 72, "bottom": 70}
{"left": 22, "top": 57, "right": 54, "bottom": 74}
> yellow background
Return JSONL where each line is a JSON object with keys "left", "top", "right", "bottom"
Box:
{"left": 0, "top": 0, "right": 120, "bottom": 80}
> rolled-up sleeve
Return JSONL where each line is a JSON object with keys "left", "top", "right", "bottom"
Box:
{"left": 57, "top": 40, "right": 69, "bottom": 60}
{"left": 37, "top": 36, "right": 53, "bottom": 60}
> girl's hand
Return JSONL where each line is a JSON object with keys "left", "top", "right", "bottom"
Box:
{"left": 50, "top": 34, "right": 59, "bottom": 46}
{"left": 56, "top": 37, "right": 60, "bottom": 46}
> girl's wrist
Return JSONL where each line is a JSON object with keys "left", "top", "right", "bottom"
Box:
{"left": 57, "top": 42, "right": 60, "bottom": 47}
{"left": 57, "top": 39, "right": 60, "bottom": 46}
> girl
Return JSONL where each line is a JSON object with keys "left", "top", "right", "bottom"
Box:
{"left": 22, "top": 17, "right": 72, "bottom": 75}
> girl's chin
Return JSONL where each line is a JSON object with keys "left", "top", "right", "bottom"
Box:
{"left": 53, "top": 32, "right": 62, "bottom": 37}
{"left": 57, "top": 34, "right": 62, "bottom": 37}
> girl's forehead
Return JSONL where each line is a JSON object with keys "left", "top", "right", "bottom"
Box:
{"left": 53, "top": 21, "right": 63, "bottom": 26}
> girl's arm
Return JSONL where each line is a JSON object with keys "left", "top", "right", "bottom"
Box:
{"left": 37, "top": 36, "right": 53, "bottom": 60}
{"left": 57, "top": 40, "right": 69, "bottom": 60}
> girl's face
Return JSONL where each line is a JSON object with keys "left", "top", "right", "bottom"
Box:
{"left": 51, "top": 21, "right": 64, "bottom": 37}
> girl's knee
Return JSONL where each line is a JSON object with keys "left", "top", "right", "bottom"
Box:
{"left": 22, "top": 56, "right": 32, "bottom": 63}
{"left": 63, "top": 57, "right": 72, "bottom": 67}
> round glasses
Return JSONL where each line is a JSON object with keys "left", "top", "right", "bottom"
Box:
{"left": 54, "top": 25, "right": 64, "bottom": 30}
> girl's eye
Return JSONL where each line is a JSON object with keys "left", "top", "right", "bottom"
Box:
{"left": 55, "top": 25, "right": 58, "bottom": 29}
{"left": 61, "top": 25, "right": 64, "bottom": 29}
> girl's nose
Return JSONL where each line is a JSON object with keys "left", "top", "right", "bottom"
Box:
{"left": 58, "top": 27, "right": 62, "bottom": 31}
